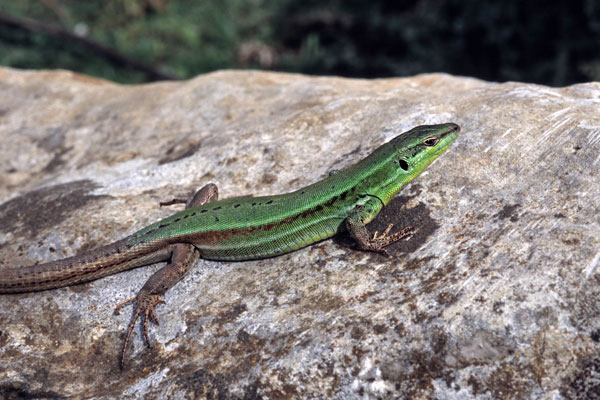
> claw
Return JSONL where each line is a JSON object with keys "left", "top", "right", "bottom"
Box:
{"left": 382, "top": 224, "right": 394, "bottom": 237}
{"left": 115, "top": 293, "right": 166, "bottom": 369}
{"left": 372, "top": 223, "right": 394, "bottom": 240}
{"left": 114, "top": 296, "right": 136, "bottom": 315}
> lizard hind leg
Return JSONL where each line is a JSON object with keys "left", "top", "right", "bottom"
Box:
{"left": 114, "top": 244, "right": 200, "bottom": 369}
{"left": 114, "top": 183, "right": 218, "bottom": 368}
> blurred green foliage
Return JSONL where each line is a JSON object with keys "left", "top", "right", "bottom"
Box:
{"left": 0, "top": 0, "right": 598, "bottom": 85}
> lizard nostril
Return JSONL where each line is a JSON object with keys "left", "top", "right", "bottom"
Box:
{"left": 399, "top": 159, "right": 409, "bottom": 171}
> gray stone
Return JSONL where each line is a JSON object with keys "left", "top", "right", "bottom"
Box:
{"left": 0, "top": 67, "right": 599, "bottom": 399}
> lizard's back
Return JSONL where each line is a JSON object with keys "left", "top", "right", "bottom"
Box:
{"left": 129, "top": 168, "right": 370, "bottom": 261}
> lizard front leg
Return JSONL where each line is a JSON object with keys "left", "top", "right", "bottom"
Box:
{"left": 114, "top": 183, "right": 218, "bottom": 368}
{"left": 345, "top": 197, "right": 413, "bottom": 257}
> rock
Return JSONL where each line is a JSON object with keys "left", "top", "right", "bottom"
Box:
{"left": 0, "top": 67, "right": 599, "bottom": 399}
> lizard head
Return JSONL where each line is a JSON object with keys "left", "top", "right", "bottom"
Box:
{"left": 367, "top": 123, "right": 460, "bottom": 205}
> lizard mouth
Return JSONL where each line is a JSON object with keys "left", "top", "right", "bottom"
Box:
{"left": 441, "top": 123, "right": 460, "bottom": 138}
{"left": 434, "top": 123, "right": 460, "bottom": 154}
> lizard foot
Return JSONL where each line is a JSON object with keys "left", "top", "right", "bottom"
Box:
{"left": 114, "top": 292, "right": 166, "bottom": 369}
{"left": 367, "top": 225, "right": 414, "bottom": 256}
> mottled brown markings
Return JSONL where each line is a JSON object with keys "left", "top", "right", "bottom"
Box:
{"left": 16, "top": 249, "right": 144, "bottom": 288}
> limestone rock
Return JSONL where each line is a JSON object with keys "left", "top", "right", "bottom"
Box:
{"left": 0, "top": 67, "right": 599, "bottom": 399}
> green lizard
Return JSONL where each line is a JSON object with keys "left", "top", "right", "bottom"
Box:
{"left": 0, "top": 123, "right": 459, "bottom": 367}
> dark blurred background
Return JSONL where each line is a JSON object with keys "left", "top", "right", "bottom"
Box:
{"left": 0, "top": 0, "right": 598, "bottom": 86}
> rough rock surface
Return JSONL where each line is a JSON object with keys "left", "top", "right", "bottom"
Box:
{"left": 0, "top": 67, "right": 599, "bottom": 399}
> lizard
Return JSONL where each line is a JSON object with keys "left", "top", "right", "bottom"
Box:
{"left": 0, "top": 122, "right": 460, "bottom": 368}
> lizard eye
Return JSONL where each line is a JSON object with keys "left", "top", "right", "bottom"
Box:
{"left": 423, "top": 137, "right": 440, "bottom": 147}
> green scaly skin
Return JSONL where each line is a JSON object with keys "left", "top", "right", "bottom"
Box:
{"left": 0, "top": 123, "right": 460, "bottom": 367}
